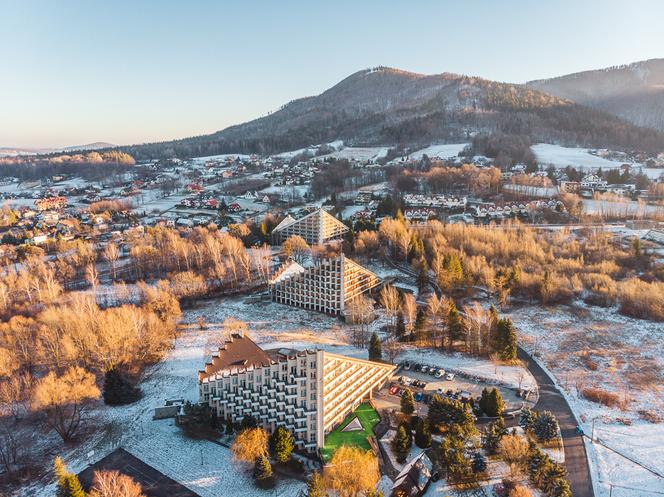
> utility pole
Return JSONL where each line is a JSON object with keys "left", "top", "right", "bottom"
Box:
{"left": 609, "top": 483, "right": 614, "bottom": 497}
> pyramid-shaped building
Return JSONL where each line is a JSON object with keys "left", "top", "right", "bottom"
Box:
{"left": 272, "top": 208, "right": 349, "bottom": 245}
{"left": 269, "top": 253, "right": 381, "bottom": 315}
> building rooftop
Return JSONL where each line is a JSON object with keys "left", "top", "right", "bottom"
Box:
{"left": 198, "top": 333, "right": 272, "bottom": 380}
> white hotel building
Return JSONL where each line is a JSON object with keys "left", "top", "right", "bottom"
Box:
{"left": 198, "top": 333, "right": 394, "bottom": 452}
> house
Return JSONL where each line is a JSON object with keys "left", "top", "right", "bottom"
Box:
{"left": 198, "top": 332, "right": 394, "bottom": 452}
{"left": 391, "top": 452, "right": 435, "bottom": 497}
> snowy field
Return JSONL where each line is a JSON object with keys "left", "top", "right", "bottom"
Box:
{"left": 509, "top": 303, "right": 664, "bottom": 496}
{"left": 317, "top": 146, "right": 390, "bottom": 162}
{"left": 532, "top": 143, "right": 664, "bottom": 180}
{"left": 25, "top": 283, "right": 540, "bottom": 497}
{"left": 408, "top": 143, "right": 468, "bottom": 160}
{"left": 582, "top": 198, "right": 664, "bottom": 218}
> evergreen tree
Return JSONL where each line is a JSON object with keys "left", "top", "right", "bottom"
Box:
{"left": 269, "top": 426, "right": 295, "bottom": 464}
{"left": 225, "top": 416, "right": 234, "bottom": 435}
{"left": 479, "top": 388, "right": 489, "bottom": 416}
{"left": 534, "top": 411, "right": 559, "bottom": 442}
{"left": 471, "top": 452, "right": 487, "bottom": 473}
{"left": 414, "top": 419, "right": 432, "bottom": 448}
{"left": 486, "top": 388, "right": 504, "bottom": 417}
{"left": 368, "top": 332, "right": 382, "bottom": 361}
{"left": 496, "top": 318, "right": 517, "bottom": 361}
{"left": 103, "top": 367, "right": 141, "bottom": 405}
{"left": 400, "top": 389, "right": 415, "bottom": 415}
{"left": 416, "top": 256, "right": 429, "bottom": 290}
{"left": 438, "top": 428, "right": 472, "bottom": 480}
{"left": 392, "top": 424, "right": 411, "bottom": 463}
{"left": 446, "top": 303, "right": 465, "bottom": 349}
{"left": 307, "top": 470, "right": 326, "bottom": 497}
{"left": 427, "top": 395, "right": 475, "bottom": 436}
{"left": 241, "top": 414, "right": 258, "bottom": 430}
{"left": 395, "top": 311, "right": 406, "bottom": 340}
{"left": 253, "top": 455, "right": 274, "bottom": 488}
{"left": 413, "top": 308, "right": 428, "bottom": 342}
{"left": 54, "top": 457, "right": 85, "bottom": 497}
{"left": 519, "top": 407, "right": 539, "bottom": 432}
{"left": 482, "top": 418, "right": 507, "bottom": 455}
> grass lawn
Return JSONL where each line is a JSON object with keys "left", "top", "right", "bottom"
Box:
{"left": 321, "top": 403, "right": 380, "bottom": 462}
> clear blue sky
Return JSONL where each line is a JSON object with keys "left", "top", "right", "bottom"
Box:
{"left": 2, "top": 0, "right": 662, "bottom": 148}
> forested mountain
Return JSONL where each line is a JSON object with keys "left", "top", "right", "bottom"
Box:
{"left": 528, "top": 59, "right": 664, "bottom": 132}
{"left": 116, "top": 67, "right": 664, "bottom": 160}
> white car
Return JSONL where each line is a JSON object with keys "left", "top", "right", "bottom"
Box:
{"left": 445, "top": 372, "right": 455, "bottom": 381}
{"left": 404, "top": 362, "right": 412, "bottom": 370}
{"left": 434, "top": 369, "right": 445, "bottom": 378}
{"left": 421, "top": 365, "right": 429, "bottom": 374}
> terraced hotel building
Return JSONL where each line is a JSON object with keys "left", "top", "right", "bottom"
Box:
{"left": 198, "top": 333, "right": 394, "bottom": 452}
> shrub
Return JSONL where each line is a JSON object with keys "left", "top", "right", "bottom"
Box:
{"left": 534, "top": 411, "right": 559, "bottom": 442}
{"left": 581, "top": 387, "right": 621, "bottom": 408}
{"left": 103, "top": 368, "right": 141, "bottom": 406}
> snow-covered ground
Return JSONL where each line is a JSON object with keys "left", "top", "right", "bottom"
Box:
{"left": 509, "top": 303, "right": 664, "bottom": 496}
{"left": 408, "top": 143, "right": 468, "bottom": 161}
{"left": 317, "top": 146, "right": 390, "bottom": 162}
{"left": 582, "top": 198, "right": 664, "bottom": 218}
{"left": 532, "top": 143, "right": 664, "bottom": 180}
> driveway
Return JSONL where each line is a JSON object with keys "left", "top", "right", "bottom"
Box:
{"left": 518, "top": 348, "right": 594, "bottom": 497}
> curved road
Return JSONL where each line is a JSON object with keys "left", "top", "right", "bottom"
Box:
{"left": 518, "top": 348, "right": 595, "bottom": 497}
{"left": 384, "top": 256, "right": 595, "bottom": 495}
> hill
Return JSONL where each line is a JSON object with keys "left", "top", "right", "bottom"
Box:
{"left": 116, "top": 67, "right": 664, "bottom": 160}
{"left": 528, "top": 58, "right": 664, "bottom": 131}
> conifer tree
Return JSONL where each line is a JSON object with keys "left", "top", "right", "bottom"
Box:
{"left": 413, "top": 308, "right": 428, "bottom": 343}
{"left": 392, "top": 424, "right": 411, "bottom": 463}
{"left": 103, "top": 367, "right": 141, "bottom": 405}
{"left": 472, "top": 451, "right": 487, "bottom": 473}
{"left": 479, "top": 388, "right": 489, "bottom": 416}
{"left": 225, "top": 416, "right": 234, "bottom": 435}
{"left": 482, "top": 417, "right": 507, "bottom": 455}
{"left": 534, "top": 411, "right": 559, "bottom": 442}
{"left": 400, "top": 389, "right": 415, "bottom": 415}
{"left": 253, "top": 455, "right": 274, "bottom": 488}
{"left": 496, "top": 318, "right": 517, "bottom": 361}
{"left": 446, "top": 303, "right": 465, "bottom": 349}
{"left": 368, "top": 332, "right": 382, "bottom": 361}
{"left": 395, "top": 311, "right": 406, "bottom": 340}
{"left": 414, "top": 419, "right": 432, "bottom": 448}
{"left": 54, "top": 457, "right": 85, "bottom": 497}
{"left": 416, "top": 256, "right": 428, "bottom": 290}
{"left": 307, "top": 470, "right": 326, "bottom": 497}
{"left": 269, "top": 426, "right": 294, "bottom": 464}
{"left": 486, "top": 388, "right": 504, "bottom": 417}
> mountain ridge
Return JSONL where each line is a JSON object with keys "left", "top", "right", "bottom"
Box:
{"left": 527, "top": 58, "right": 664, "bottom": 131}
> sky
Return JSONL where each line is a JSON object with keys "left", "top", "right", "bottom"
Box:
{"left": 2, "top": 0, "right": 663, "bottom": 149}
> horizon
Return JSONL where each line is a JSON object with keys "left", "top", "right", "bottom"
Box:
{"left": 2, "top": 0, "right": 663, "bottom": 149}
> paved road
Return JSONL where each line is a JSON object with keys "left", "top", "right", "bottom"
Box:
{"left": 518, "top": 348, "right": 595, "bottom": 497}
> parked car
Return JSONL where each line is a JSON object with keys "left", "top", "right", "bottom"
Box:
{"left": 414, "top": 392, "right": 424, "bottom": 402}
{"left": 434, "top": 369, "right": 445, "bottom": 378}
{"left": 429, "top": 368, "right": 438, "bottom": 376}
{"left": 445, "top": 372, "right": 455, "bottom": 381}
{"left": 413, "top": 364, "right": 422, "bottom": 372}
{"left": 389, "top": 385, "right": 399, "bottom": 395}
{"left": 403, "top": 362, "right": 412, "bottom": 370}
{"left": 421, "top": 365, "right": 429, "bottom": 374}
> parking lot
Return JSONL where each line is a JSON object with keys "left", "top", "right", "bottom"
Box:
{"left": 373, "top": 360, "right": 529, "bottom": 418}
